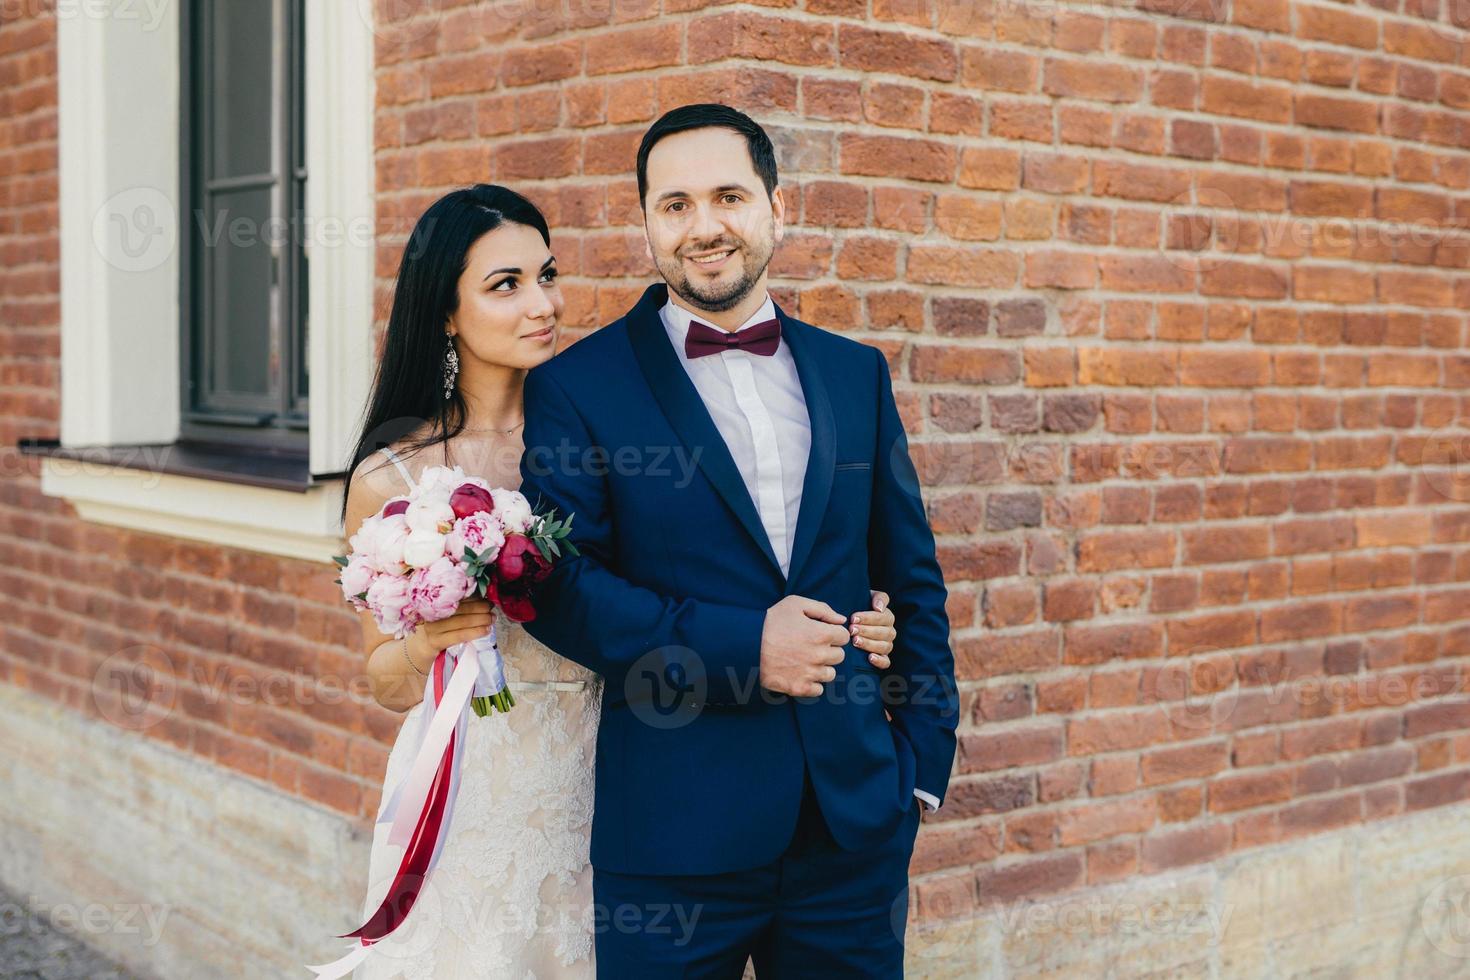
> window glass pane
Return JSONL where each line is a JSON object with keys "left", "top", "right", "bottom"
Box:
{"left": 297, "top": 244, "right": 309, "bottom": 402}
{"left": 291, "top": 0, "right": 307, "bottom": 410}
{"left": 208, "top": 187, "right": 274, "bottom": 398}
{"left": 209, "top": 0, "right": 274, "bottom": 180}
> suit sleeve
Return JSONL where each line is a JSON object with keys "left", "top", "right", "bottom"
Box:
{"left": 518, "top": 365, "right": 766, "bottom": 705}
{"left": 868, "top": 348, "right": 960, "bottom": 807}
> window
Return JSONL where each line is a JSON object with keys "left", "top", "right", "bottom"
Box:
{"left": 182, "top": 0, "right": 309, "bottom": 451}
{"left": 33, "top": 1, "right": 374, "bottom": 561}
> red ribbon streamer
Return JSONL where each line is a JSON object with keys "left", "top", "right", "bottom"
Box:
{"left": 344, "top": 652, "right": 455, "bottom": 945}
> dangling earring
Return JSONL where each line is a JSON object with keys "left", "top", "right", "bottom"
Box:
{"left": 442, "top": 337, "right": 460, "bottom": 400}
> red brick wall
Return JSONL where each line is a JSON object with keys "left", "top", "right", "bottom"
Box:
{"left": 0, "top": 10, "right": 58, "bottom": 424}
{"left": 6, "top": 0, "right": 1470, "bottom": 929}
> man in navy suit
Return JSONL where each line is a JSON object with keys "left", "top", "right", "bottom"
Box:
{"left": 521, "top": 104, "right": 958, "bottom": 978}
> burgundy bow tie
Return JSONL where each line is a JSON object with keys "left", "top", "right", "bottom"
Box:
{"left": 684, "top": 317, "right": 782, "bottom": 360}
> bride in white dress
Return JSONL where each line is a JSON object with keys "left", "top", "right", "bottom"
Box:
{"left": 337, "top": 186, "right": 605, "bottom": 978}
{"left": 335, "top": 185, "right": 899, "bottom": 979}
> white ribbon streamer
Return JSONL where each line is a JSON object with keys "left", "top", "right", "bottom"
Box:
{"left": 305, "top": 941, "right": 370, "bottom": 978}
{"left": 384, "top": 627, "right": 506, "bottom": 849}
{"left": 309, "top": 629, "right": 510, "bottom": 978}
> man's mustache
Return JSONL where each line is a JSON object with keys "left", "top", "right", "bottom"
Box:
{"left": 679, "top": 240, "right": 744, "bottom": 257}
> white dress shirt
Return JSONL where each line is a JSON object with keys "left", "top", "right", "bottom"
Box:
{"left": 659, "top": 294, "right": 940, "bottom": 813}
{"left": 659, "top": 295, "right": 808, "bottom": 576}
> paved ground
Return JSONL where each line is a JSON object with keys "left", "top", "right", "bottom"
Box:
{"left": 0, "top": 890, "right": 134, "bottom": 980}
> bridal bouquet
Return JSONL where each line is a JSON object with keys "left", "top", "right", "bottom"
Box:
{"left": 334, "top": 464, "right": 576, "bottom": 714}
{"left": 310, "top": 465, "right": 575, "bottom": 979}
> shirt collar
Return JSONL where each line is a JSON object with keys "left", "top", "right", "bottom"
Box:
{"left": 660, "top": 292, "right": 777, "bottom": 348}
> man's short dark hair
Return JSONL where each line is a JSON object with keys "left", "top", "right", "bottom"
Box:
{"left": 636, "top": 104, "right": 779, "bottom": 207}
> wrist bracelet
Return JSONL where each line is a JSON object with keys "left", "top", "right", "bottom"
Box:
{"left": 402, "top": 636, "right": 426, "bottom": 676}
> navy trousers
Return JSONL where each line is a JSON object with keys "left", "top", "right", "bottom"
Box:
{"left": 591, "top": 773, "right": 923, "bottom": 979}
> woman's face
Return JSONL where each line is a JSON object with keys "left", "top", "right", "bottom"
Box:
{"left": 448, "top": 221, "right": 562, "bottom": 371}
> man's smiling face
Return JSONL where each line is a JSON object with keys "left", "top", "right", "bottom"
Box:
{"left": 641, "top": 126, "right": 786, "bottom": 314}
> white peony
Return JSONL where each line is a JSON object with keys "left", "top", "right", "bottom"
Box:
{"left": 405, "top": 496, "right": 455, "bottom": 534}
{"left": 490, "top": 487, "right": 534, "bottom": 533}
{"left": 349, "top": 512, "right": 410, "bottom": 574}
{"left": 411, "top": 464, "right": 474, "bottom": 501}
{"left": 374, "top": 514, "right": 411, "bottom": 570}
{"left": 402, "top": 529, "right": 449, "bottom": 569}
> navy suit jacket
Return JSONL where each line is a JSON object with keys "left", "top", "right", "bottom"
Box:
{"left": 520, "top": 283, "right": 958, "bottom": 876}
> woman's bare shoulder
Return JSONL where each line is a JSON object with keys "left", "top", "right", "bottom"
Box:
{"left": 345, "top": 446, "right": 415, "bottom": 537}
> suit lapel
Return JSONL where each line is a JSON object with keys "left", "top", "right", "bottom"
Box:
{"left": 778, "top": 309, "right": 834, "bottom": 590}
{"left": 626, "top": 284, "right": 785, "bottom": 579}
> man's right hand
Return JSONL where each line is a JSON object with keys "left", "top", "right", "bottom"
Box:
{"left": 759, "top": 596, "right": 852, "bottom": 697}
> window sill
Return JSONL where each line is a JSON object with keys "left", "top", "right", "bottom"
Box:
{"left": 19, "top": 438, "right": 347, "bottom": 563}
{"left": 18, "top": 437, "right": 339, "bottom": 491}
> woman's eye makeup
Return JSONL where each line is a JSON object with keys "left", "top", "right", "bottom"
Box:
{"left": 488, "top": 266, "right": 557, "bottom": 291}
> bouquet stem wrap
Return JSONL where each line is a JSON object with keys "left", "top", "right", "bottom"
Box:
{"left": 306, "top": 627, "right": 511, "bottom": 978}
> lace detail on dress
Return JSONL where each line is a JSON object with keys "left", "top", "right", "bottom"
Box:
{"left": 357, "top": 608, "right": 602, "bottom": 980}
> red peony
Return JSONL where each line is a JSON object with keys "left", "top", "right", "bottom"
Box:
{"left": 449, "top": 483, "right": 495, "bottom": 519}
{"left": 491, "top": 536, "right": 552, "bottom": 623}
{"left": 498, "top": 591, "right": 537, "bottom": 623}
{"left": 381, "top": 498, "right": 409, "bottom": 517}
{"left": 496, "top": 534, "right": 541, "bottom": 581}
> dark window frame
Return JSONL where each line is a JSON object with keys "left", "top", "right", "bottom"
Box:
{"left": 179, "top": 0, "right": 309, "bottom": 455}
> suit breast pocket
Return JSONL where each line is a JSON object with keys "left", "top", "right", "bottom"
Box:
{"left": 820, "top": 461, "right": 874, "bottom": 557}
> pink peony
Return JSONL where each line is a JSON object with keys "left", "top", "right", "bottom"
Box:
{"left": 339, "top": 554, "right": 376, "bottom": 607}
{"left": 446, "top": 511, "right": 506, "bottom": 562}
{"left": 366, "top": 574, "right": 415, "bottom": 637}
{"left": 407, "top": 556, "right": 476, "bottom": 625}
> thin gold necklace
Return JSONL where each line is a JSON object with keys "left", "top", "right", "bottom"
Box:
{"left": 461, "top": 419, "right": 525, "bottom": 435}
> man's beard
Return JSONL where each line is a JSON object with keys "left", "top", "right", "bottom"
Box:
{"left": 655, "top": 235, "right": 773, "bottom": 314}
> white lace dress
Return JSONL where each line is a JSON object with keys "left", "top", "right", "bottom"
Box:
{"left": 357, "top": 449, "right": 602, "bottom": 980}
{"left": 357, "top": 608, "right": 602, "bottom": 975}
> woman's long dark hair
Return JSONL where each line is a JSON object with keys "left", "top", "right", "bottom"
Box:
{"left": 340, "top": 184, "right": 551, "bottom": 527}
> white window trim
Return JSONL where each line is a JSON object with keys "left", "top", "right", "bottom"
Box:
{"left": 40, "top": 456, "right": 348, "bottom": 563}
{"left": 49, "top": 2, "right": 375, "bottom": 563}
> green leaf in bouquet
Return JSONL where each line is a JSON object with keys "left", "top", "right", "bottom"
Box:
{"left": 332, "top": 555, "right": 349, "bottom": 567}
